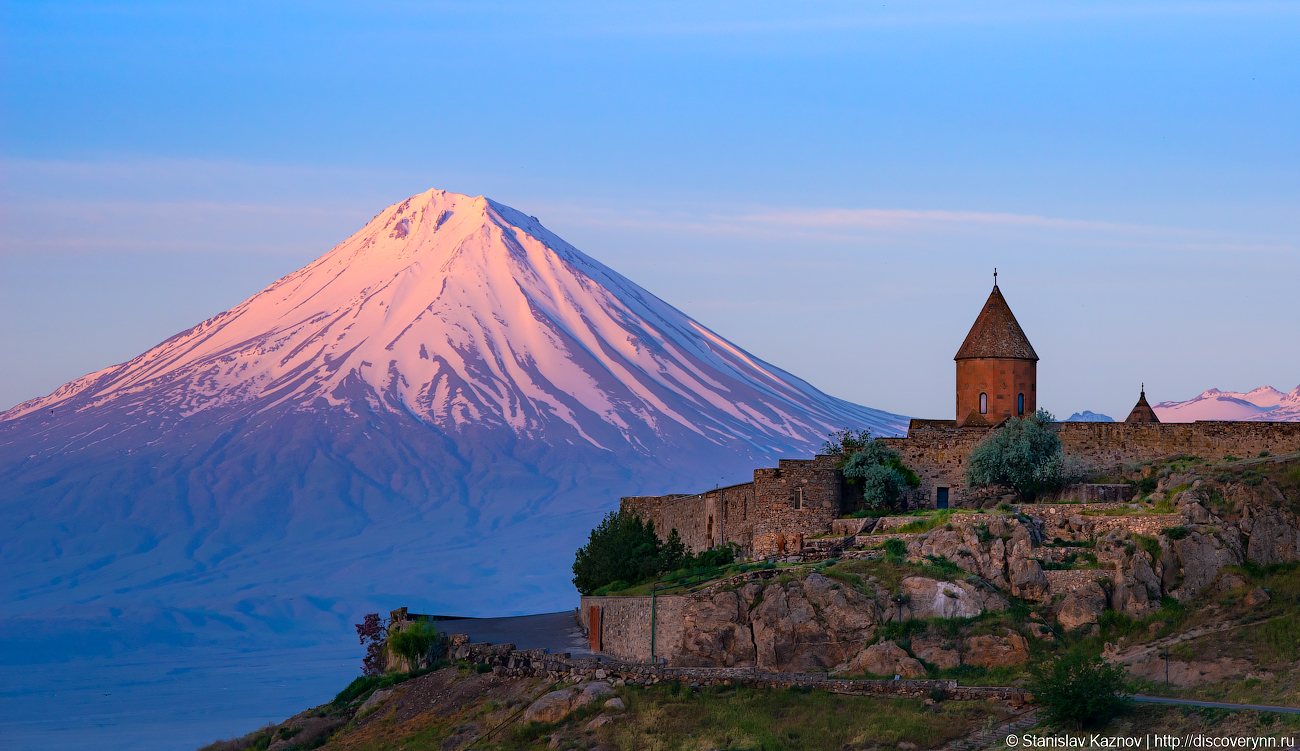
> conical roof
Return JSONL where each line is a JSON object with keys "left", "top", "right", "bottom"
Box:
{"left": 954, "top": 285, "right": 1039, "bottom": 361}
{"left": 1124, "top": 387, "right": 1161, "bottom": 424}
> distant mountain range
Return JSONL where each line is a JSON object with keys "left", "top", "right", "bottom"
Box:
{"left": 1065, "top": 411, "right": 1114, "bottom": 422}
{"left": 1153, "top": 385, "right": 1300, "bottom": 423}
{"left": 0, "top": 189, "right": 906, "bottom": 656}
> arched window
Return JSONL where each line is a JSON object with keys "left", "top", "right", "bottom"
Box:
{"left": 1018, "top": 393, "right": 1025, "bottom": 415}
{"left": 794, "top": 486, "right": 805, "bottom": 510}
{"left": 979, "top": 393, "right": 987, "bottom": 414}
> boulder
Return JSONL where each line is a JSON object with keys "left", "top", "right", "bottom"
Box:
{"left": 573, "top": 681, "right": 615, "bottom": 709}
{"left": 679, "top": 591, "right": 755, "bottom": 667}
{"left": 603, "top": 697, "right": 625, "bottom": 710}
{"left": 1244, "top": 512, "right": 1300, "bottom": 566}
{"left": 1244, "top": 587, "right": 1271, "bottom": 607}
{"left": 1027, "top": 623, "right": 1055, "bottom": 641}
{"left": 1009, "top": 559, "right": 1050, "bottom": 602}
{"left": 360, "top": 688, "right": 393, "bottom": 710}
{"left": 524, "top": 689, "right": 578, "bottom": 724}
{"left": 1111, "top": 549, "right": 1162, "bottom": 619}
{"left": 1217, "top": 573, "right": 1247, "bottom": 592}
{"left": 901, "top": 577, "right": 1006, "bottom": 620}
{"left": 583, "top": 714, "right": 614, "bottom": 731}
{"left": 842, "top": 640, "right": 926, "bottom": 678}
{"left": 910, "top": 635, "right": 960, "bottom": 669}
{"left": 1170, "top": 529, "right": 1243, "bottom": 599}
{"left": 962, "top": 631, "right": 1030, "bottom": 669}
{"left": 802, "top": 573, "right": 879, "bottom": 636}
{"left": 1056, "top": 581, "right": 1108, "bottom": 631}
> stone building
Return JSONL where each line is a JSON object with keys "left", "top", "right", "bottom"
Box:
{"left": 953, "top": 277, "right": 1038, "bottom": 427}
{"left": 623, "top": 278, "right": 1300, "bottom": 559}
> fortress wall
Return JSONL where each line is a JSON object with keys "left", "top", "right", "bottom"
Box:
{"left": 879, "top": 430, "right": 986, "bottom": 509}
{"left": 749, "top": 457, "right": 841, "bottom": 558}
{"left": 1056, "top": 421, "right": 1300, "bottom": 469}
{"left": 883, "top": 421, "right": 1300, "bottom": 510}
{"left": 623, "top": 483, "right": 758, "bottom": 556}
{"left": 580, "top": 595, "right": 687, "bottom": 664}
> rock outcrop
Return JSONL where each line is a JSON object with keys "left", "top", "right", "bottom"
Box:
{"left": 523, "top": 682, "right": 616, "bottom": 724}
{"left": 1169, "top": 528, "right": 1242, "bottom": 600}
{"left": 1009, "top": 559, "right": 1050, "bottom": 602}
{"left": 1056, "top": 581, "right": 1108, "bottom": 631}
{"left": 901, "top": 577, "right": 1007, "bottom": 620}
{"left": 910, "top": 635, "right": 960, "bottom": 669}
{"left": 842, "top": 640, "right": 926, "bottom": 678}
{"left": 677, "top": 573, "right": 878, "bottom": 672}
{"left": 962, "top": 631, "right": 1030, "bottom": 669}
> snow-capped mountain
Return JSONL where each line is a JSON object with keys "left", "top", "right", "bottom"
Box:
{"left": 0, "top": 189, "right": 905, "bottom": 646}
{"left": 4, "top": 189, "right": 898, "bottom": 454}
{"left": 1153, "top": 385, "right": 1300, "bottom": 422}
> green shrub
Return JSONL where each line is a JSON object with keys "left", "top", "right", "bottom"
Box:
{"left": 881, "top": 539, "right": 908, "bottom": 560}
{"left": 966, "top": 410, "right": 1088, "bottom": 500}
{"left": 389, "top": 620, "right": 438, "bottom": 670}
{"left": 1259, "top": 451, "right": 1270, "bottom": 458}
{"left": 1027, "top": 653, "right": 1131, "bottom": 730}
{"left": 1164, "top": 526, "right": 1190, "bottom": 541}
{"left": 895, "top": 510, "right": 952, "bottom": 534}
{"left": 842, "top": 438, "right": 921, "bottom": 509}
{"left": 1131, "top": 534, "right": 1161, "bottom": 561}
{"left": 996, "top": 502, "right": 1013, "bottom": 513}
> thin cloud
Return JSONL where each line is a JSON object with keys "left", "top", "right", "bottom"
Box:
{"left": 536, "top": 202, "right": 1295, "bottom": 254}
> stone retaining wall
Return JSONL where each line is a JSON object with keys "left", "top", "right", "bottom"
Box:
{"left": 1044, "top": 568, "right": 1116, "bottom": 596}
{"left": 579, "top": 595, "right": 688, "bottom": 663}
{"left": 438, "top": 639, "right": 1033, "bottom": 704}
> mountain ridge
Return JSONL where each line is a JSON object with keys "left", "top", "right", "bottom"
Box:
{"left": 0, "top": 189, "right": 905, "bottom": 634}
{"left": 1153, "top": 384, "right": 1300, "bottom": 423}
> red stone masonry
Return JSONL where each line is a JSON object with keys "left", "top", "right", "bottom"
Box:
{"left": 954, "top": 284, "right": 1037, "bottom": 425}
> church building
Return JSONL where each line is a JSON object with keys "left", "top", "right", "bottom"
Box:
{"left": 622, "top": 276, "right": 1296, "bottom": 560}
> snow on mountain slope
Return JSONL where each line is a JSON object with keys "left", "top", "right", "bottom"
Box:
{"left": 1153, "top": 385, "right": 1300, "bottom": 422}
{"left": 0, "top": 189, "right": 905, "bottom": 636}
{"left": 3, "top": 189, "right": 900, "bottom": 453}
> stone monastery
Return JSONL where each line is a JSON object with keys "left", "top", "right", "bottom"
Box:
{"left": 623, "top": 279, "right": 1300, "bottom": 561}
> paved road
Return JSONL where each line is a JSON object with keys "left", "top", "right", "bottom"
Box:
{"left": 1133, "top": 695, "right": 1300, "bottom": 714}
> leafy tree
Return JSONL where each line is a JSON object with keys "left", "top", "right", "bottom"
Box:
{"left": 355, "top": 613, "right": 388, "bottom": 677}
{"left": 822, "top": 428, "right": 875, "bottom": 455}
{"left": 841, "top": 437, "right": 921, "bottom": 509}
{"left": 389, "top": 620, "right": 438, "bottom": 670}
{"left": 660, "top": 528, "right": 688, "bottom": 572}
{"left": 572, "top": 511, "right": 665, "bottom": 594}
{"left": 1027, "top": 652, "right": 1131, "bottom": 730}
{"left": 966, "top": 409, "right": 1087, "bottom": 500}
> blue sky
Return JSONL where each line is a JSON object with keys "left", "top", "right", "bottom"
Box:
{"left": 3, "top": 1, "right": 1297, "bottom": 419}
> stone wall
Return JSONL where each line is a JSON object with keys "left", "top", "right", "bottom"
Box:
{"left": 622, "top": 456, "right": 843, "bottom": 559}
{"left": 470, "top": 647, "right": 1033, "bottom": 704}
{"left": 1055, "top": 421, "right": 1300, "bottom": 472}
{"left": 878, "top": 428, "right": 986, "bottom": 510}
{"left": 1044, "top": 568, "right": 1116, "bottom": 596}
{"left": 580, "top": 595, "right": 687, "bottom": 664}
{"left": 883, "top": 421, "right": 1300, "bottom": 511}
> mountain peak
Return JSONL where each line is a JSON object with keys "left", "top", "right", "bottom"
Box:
{"left": 3, "top": 189, "right": 904, "bottom": 459}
